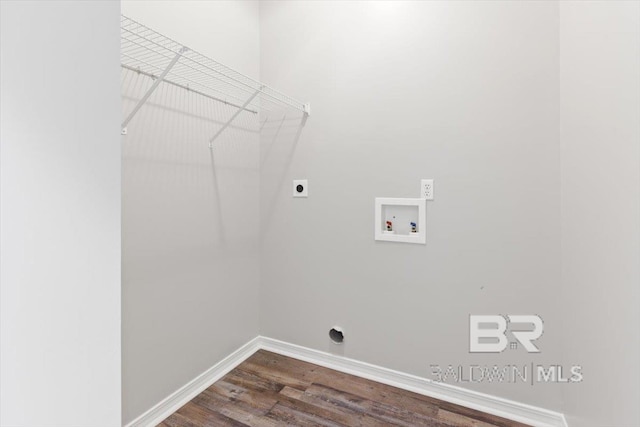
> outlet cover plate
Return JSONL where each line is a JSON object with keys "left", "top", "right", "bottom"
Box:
{"left": 293, "top": 179, "right": 308, "bottom": 197}
{"left": 421, "top": 179, "right": 434, "bottom": 200}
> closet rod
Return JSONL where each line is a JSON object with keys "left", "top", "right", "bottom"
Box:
{"left": 120, "top": 52, "right": 266, "bottom": 113}
{"left": 121, "top": 64, "right": 258, "bottom": 115}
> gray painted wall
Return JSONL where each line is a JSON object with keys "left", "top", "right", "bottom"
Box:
{"left": 0, "top": 1, "right": 122, "bottom": 425}
{"left": 259, "top": 1, "right": 565, "bottom": 411}
{"left": 118, "top": 1, "right": 640, "bottom": 424}
{"left": 120, "top": 2, "right": 261, "bottom": 424}
{"left": 560, "top": 2, "right": 640, "bottom": 426}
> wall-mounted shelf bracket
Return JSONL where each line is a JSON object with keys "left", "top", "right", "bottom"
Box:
{"left": 121, "top": 46, "right": 188, "bottom": 133}
{"left": 208, "top": 87, "right": 263, "bottom": 148}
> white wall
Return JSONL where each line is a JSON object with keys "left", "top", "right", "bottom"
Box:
{"left": 120, "top": 1, "right": 262, "bottom": 424}
{"left": 259, "top": 0, "right": 565, "bottom": 410}
{"left": 560, "top": 1, "right": 640, "bottom": 426}
{"left": 260, "top": 0, "right": 640, "bottom": 422}
{"left": 10, "top": 2, "right": 639, "bottom": 426}
{"left": 0, "top": 1, "right": 122, "bottom": 426}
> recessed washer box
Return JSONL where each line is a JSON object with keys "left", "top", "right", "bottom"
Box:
{"left": 374, "top": 198, "right": 426, "bottom": 244}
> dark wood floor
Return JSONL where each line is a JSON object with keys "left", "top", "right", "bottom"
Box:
{"left": 159, "top": 350, "right": 530, "bottom": 427}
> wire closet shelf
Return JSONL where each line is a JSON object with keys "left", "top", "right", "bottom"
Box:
{"left": 120, "top": 15, "right": 310, "bottom": 141}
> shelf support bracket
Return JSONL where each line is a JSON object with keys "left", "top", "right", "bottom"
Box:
{"left": 209, "top": 87, "right": 262, "bottom": 148}
{"left": 121, "top": 46, "right": 188, "bottom": 133}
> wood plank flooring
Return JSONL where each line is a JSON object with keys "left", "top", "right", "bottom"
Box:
{"left": 159, "top": 350, "right": 530, "bottom": 427}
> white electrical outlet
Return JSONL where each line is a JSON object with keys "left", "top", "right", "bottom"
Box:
{"left": 421, "top": 179, "right": 434, "bottom": 200}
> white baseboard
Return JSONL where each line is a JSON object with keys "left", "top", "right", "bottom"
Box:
{"left": 258, "top": 337, "right": 568, "bottom": 427}
{"left": 125, "top": 335, "right": 568, "bottom": 427}
{"left": 124, "top": 337, "right": 261, "bottom": 427}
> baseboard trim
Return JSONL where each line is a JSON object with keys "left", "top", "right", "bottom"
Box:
{"left": 124, "top": 337, "right": 261, "bottom": 427}
{"left": 259, "top": 336, "right": 568, "bottom": 427}
{"left": 125, "top": 335, "right": 568, "bottom": 427}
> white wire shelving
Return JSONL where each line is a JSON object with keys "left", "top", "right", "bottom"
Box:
{"left": 120, "top": 15, "right": 310, "bottom": 145}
